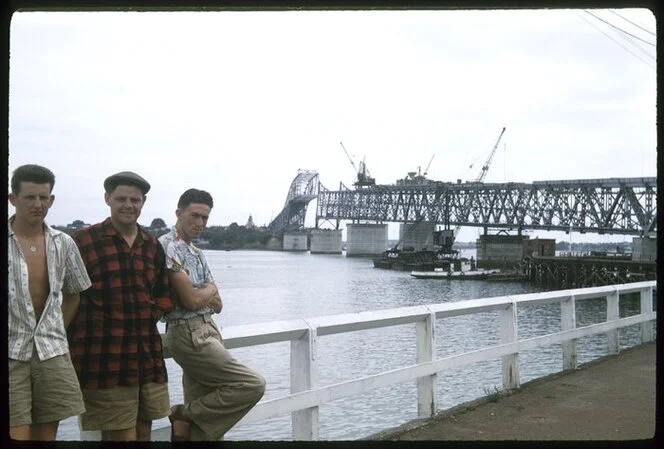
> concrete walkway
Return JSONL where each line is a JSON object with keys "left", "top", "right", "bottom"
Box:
{"left": 372, "top": 342, "right": 656, "bottom": 441}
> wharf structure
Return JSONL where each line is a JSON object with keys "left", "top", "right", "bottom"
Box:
{"left": 525, "top": 252, "right": 657, "bottom": 289}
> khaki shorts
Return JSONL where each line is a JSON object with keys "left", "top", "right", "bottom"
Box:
{"left": 79, "top": 382, "right": 170, "bottom": 431}
{"left": 9, "top": 351, "right": 86, "bottom": 427}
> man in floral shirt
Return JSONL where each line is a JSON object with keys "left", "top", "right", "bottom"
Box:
{"left": 160, "top": 188, "right": 265, "bottom": 441}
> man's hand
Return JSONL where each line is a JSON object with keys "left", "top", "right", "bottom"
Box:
{"left": 209, "top": 292, "right": 223, "bottom": 314}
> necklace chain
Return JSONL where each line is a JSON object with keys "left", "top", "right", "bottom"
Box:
{"left": 14, "top": 233, "right": 42, "bottom": 253}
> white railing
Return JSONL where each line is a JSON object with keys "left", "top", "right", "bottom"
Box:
{"left": 81, "top": 281, "right": 656, "bottom": 441}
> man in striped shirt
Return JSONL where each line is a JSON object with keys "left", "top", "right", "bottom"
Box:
{"left": 67, "top": 171, "right": 174, "bottom": 441}
{"left": 8, "top": 164, "right": 92, "bottom": 441}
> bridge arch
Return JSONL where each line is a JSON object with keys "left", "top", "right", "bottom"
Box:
{"left": 268, "top": 170, "right": 320, "bottom": 235}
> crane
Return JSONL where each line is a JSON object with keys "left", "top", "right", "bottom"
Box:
{"left": 422, "top": 154, "right": 435, "bottom": 177}
{"left": 340, "top": 141, "right": 375, "bottom": 188}
{"left": 473, "top": 127, "right": 506, "bottom": 182}
{"left": 340, "top": 141, "right": 358, "bottom": 175}
{"left": 437, "top": 127, "right": 506, "bottom": 254}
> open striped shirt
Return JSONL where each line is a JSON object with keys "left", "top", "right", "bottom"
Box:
{"left": 67, "top": 218, "right": 174, "bottom": 389}
{"left": 8, "top": 217, "right": 92, "bottom": 362}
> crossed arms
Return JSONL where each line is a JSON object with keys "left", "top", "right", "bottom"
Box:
{"left": 167, "top": 270, "right": 223, "bottom": 314}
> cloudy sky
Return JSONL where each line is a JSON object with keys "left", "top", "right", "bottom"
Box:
{"left": 7, "top": 8, "right": 656, "bottom": 242}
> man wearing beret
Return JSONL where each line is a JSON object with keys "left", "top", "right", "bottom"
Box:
{"left": 67, "top": 171, "right": 174, "bottom": 441}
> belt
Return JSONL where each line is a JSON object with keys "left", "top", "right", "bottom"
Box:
{"left": 166, "top": 313, "right": 214, "bottom": 329}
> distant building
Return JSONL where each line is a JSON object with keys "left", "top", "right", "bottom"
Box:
{"left": 246, "top": 214, "right": 256, "bottom": 229}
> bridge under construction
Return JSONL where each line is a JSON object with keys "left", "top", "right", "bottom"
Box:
{"left": 267, "top": 172, "right": 657, "bottom": 260}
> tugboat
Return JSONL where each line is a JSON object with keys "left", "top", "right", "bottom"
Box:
{"left": 372, "top": 246, "right": 460, "bottom": 271}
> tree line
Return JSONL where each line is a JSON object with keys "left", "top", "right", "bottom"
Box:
{"left": 53, "top": 218, "right": 273, "bottom": 250}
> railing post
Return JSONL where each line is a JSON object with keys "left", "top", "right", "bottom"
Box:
{"left": 79, "top": 418, "right": 101, "bottom": 440}
{"left": 499, "top": 302, "right": 520, "bottom": 390}
{"left": 561, "top": 295, "right": 578, "bottom": 370}
{"left": 291, "top": 324, "right": 318, "bottom": 440}
{"left": 606, "top": 290, "right": 620, "bottom": 355}
{"left": 416, "top": 311, "right": 437, "bottom": 418}
{"left": 640, "top": 286, "right": 654, "bottom": 343}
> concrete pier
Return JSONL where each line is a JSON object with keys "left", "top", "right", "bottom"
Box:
{"left": 632, "top": 236, "right": 657, "bottom": 261}
{"left": 266, "top": 236, "right": 281, "bottom": 250}
{"left": 346, "top": 223, "right": 387, "bottom": 257}
{"left": 282, "top": 232, "right": 308, "bottom": 251}
{"left": 399, "top": 221, "right": 436, "bottom": 251}
{"left": 310, "top": 229, "right": 343, "bottom": 254}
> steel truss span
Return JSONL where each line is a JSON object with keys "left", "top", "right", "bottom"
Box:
{"left": 315, "top": 177, "right": 657, "bottom": 236}
{"left": 268, "top": 170, "right": 320, "bottom": 235}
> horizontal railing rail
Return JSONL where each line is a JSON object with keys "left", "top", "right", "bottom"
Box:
{"left": 80, "top": 281, "right": 656, "bottom": 441}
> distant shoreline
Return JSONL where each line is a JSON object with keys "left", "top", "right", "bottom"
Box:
{"left": 50, "top": 223, "right": 633, "bottom": 253}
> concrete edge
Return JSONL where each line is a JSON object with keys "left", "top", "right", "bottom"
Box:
{"left": 364, "top": 341, "right": 656, "bottom": 441}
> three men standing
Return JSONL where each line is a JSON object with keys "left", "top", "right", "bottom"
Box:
{"left": 8, "top": 165, "right": 92, "bottom": 440}
{"left": 160, "top": 188, "right": 265, "bottom": 441}
{"left": 8, "top": 169, "right": 265, "bottom": 441}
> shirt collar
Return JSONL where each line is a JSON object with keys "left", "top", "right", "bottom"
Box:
{"left": 8, "top": 215, "right": 58, "bottom": 238}
{"left": 172, "top": 226, "right": 200, "bottom": 252}
{"left": 102, "top": 217, "right": 149, "bottom": 244}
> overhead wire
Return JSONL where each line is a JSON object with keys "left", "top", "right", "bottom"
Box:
{"left": 608, "top": 9, "right": 656, "bottom": 37}
{"left": 602, "top": 9, "right": 657, "bottom": 62}
{"left": 575, "top": 11, "right": 655, "bottom": 69}
{"left": 583, "top": 9, "right": 655, "bottom": 47}
{"left": 590, "top": 11, "right": 656, "bottom": 62}
{"left": 617, "top": 34, "right": 657, "bottom": 62}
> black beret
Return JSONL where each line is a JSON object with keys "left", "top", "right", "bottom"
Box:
{"left": 103, "top": 171, "right": 151, "bottom": 194}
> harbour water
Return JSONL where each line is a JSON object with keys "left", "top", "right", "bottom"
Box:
{"left": 56, "top": 249, "right": 649, "bottom": 440}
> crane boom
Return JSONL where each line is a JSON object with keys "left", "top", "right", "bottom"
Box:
{"left": 340, "top": 142, "right": 376, "bottom": 188}
{"left": 423, "top": 154, "right": 435, "bottom": 176}
{"left": 474, "top": 127, "right": 506, "bottom": 182}
{"left": 441, "top": 127, "right": 506, "bottom": 253}
{"left": 340, "top": 142, "right": 358, "bottom": 174}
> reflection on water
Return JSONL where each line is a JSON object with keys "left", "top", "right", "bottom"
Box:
{"left": 57, "top": 250, "right": 653, "bottom": 440}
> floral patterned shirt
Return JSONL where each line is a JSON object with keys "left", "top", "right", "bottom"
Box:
{"left": 159, "top": 226, "right": 215, "bottom": 321}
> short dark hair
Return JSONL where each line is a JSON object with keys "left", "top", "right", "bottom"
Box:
{"left": 177, "top": 188, "right": 214, "bottom": 209}
{"left": 11, "top": 164, "right": 56, "bottom": 194}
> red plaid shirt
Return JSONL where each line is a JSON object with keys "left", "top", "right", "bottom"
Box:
{"left": 68, "top": 218, "right": 174, "bottom": 389}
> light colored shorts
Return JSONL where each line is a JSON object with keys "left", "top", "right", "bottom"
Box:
{"left": 9, "top": 350, "right": 86, "bottom": 427}
{"left": 79, "top": 382, "right": 170, "bottom": 431}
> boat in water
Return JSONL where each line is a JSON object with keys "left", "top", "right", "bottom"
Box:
{"left": 373, "top": 220, "right": 463, "bottom": 271}
{"left": 372, "top": 247, "right": 462, "bottom": 271}
{"left": 410, "top": 258, "right": 500, "bottom": 279}
{"left": 411, "top": 266, "right": 501, "bottom": 280}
